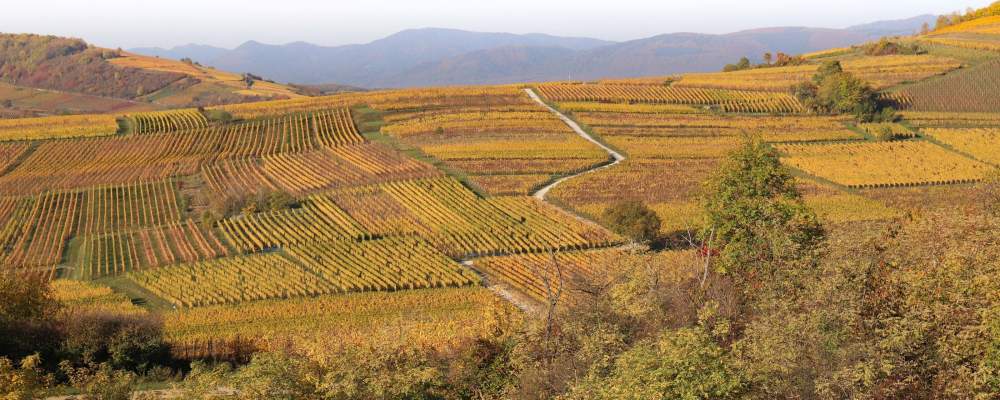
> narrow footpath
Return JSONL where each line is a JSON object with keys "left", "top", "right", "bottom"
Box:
{"left": 524, "top": 88, "right": 625, "bottom": 200}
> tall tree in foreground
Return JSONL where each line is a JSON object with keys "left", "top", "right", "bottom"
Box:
{"left": 699, "top": 136, "right": 824, "bottom": 300}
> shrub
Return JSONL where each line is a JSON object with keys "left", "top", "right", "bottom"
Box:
{"left": 602, "top": 200, "right": 662, "bottom": 243}
{"left": 202, "top": 109, "right": 233, "bottom": 123}
{"left": 863, "top": 38, "right": 925, "bottom": 56}
{"left": 0, "top": 354, "right": 52, "bottom": 399}
{"left": 564, "top": 323, "right": 744, "bottom": 400}
{"left": 60, "top": 312, "right": 169, "bottom": 372}
{"left": 60, "top": 362, "right": 137, "bottom": 400}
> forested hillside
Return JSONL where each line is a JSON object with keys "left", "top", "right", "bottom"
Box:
{"left": 0, "top": 34, "right": 190, "bottom": 99}
{"left": 0, "top": 34, "right": 303, "bottom": 117}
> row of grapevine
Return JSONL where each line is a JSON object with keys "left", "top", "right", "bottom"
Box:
{"left": 778, "top": 141, "right": 993, "bottom": 188}
{"left": 0, "top": 112, "right": 348, "bottom": 196}
{"left": 0, "top": 142, "right": 30, "bottom": 173}
{"left": 77, "top": 220, "right": 232, "bottom": 278}
{"left": 77, "top": 180, "right": 183, "bottom": 235}
{"left": 536, "top": 84, "right": 804, "bottom": 113}
{"left": 126, "top": 109, "right": 208, "bottom": 134}
{"left": 2, "top": 191, "right": 80, "bottom": 269}
{"left": 217, "top": 196, "right": 366, "bottom": 252}
{"left": 129, "top": 236, "right": 477, "bottom": 307}
{"left": 0, "top": 114, "right": 118, "bottom": 141}
{"left": 895, "top": 59, "right": 1000, "bottom": 112}
{"left": 201, "top": 144, "right": 441, "bottom": 198}
{"left": 312, "top": 108, "right": 365, "bottom": 147}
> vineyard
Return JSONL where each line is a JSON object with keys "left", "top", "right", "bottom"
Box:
{"left": 1, "top": 23, "right": 996, "bottom": 361}
{"left": 0, "top": 114, "right": 119, "bottom": 141}
{"left": 76, "top": 220, "right": 231, "bottom": 278}
{"left": 778, "top": 141, "right": 992, "bottom": 188}
{"left": 893, "top": 58, "right": 1000, "bottom": 112}
{"left": 376, "top": 89, "right": 609, "bottom": 196}
{"left": 126, "top": 109, "right": 208, "bottom": 134}
{"left": 673, "top": 55, "right": 961, "bottom": 91}
{"left": 0, "top": 107, "right": 365, "bottom": 196}
{"left": 474, "top": 249, "right": 621, "bottom": 301}
{"left": 924, "top": 128, "right": 1000, "bottom": 165}
{"left": 921, "top": 15, "right": 1000, "bottom": 52}
{"left": 164, "top": 288, "right": 507, "bottom": 357}
{"left": 536, "top": 84, "right": 804, "bottom": 113}
{"left": 572, "top": 112, "right": 862, "bottom": 156}
{"left": 129, "top": 237, "right": 476, "bottom": 307}
{"left": 900, "top": 111, "right": 1000, "bottom": 128}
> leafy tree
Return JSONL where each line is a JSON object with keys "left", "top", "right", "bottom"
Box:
{"left": 699, "top": 137, "right": 824, "bottom": 294}
{"left": 723, "top": 57, "right": 752, "bottom": 72}
{"left": 0, "top": 274, "right": 61, "bottom": 361}
{"left": 564, "top": 309, "right": 744, "bottom": 400}
{"left": 602, "top": 200, "right": 662, "bottom": 243}
{"left": 795, "top": 60, "right": 881, "bottom": 122}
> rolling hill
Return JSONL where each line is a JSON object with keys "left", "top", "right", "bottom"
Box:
{"left": 0, "top": 33, "right": 304, "bottom": 116}
{"left": 132, "top": 15, "right": 937, "bottom": 87}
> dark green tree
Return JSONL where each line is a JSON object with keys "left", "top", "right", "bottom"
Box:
{"left": 602, "top": 200, "right": 662, "bottom": 243}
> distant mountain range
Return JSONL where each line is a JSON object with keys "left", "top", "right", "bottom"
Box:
{"left": 132, "top": 15, "right": 937, "bottom": 88}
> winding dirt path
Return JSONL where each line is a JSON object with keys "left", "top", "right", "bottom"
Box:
{"left": 524, "top": 88, "right": 625, "bottom": 200}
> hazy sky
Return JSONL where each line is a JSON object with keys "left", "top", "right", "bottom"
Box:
{"left": 1, "top": 0, "right": 993, "bottom": 49}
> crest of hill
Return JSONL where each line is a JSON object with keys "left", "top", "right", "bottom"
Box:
{"left": 0, "top": 33, "right": 303, "bottom": 116}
